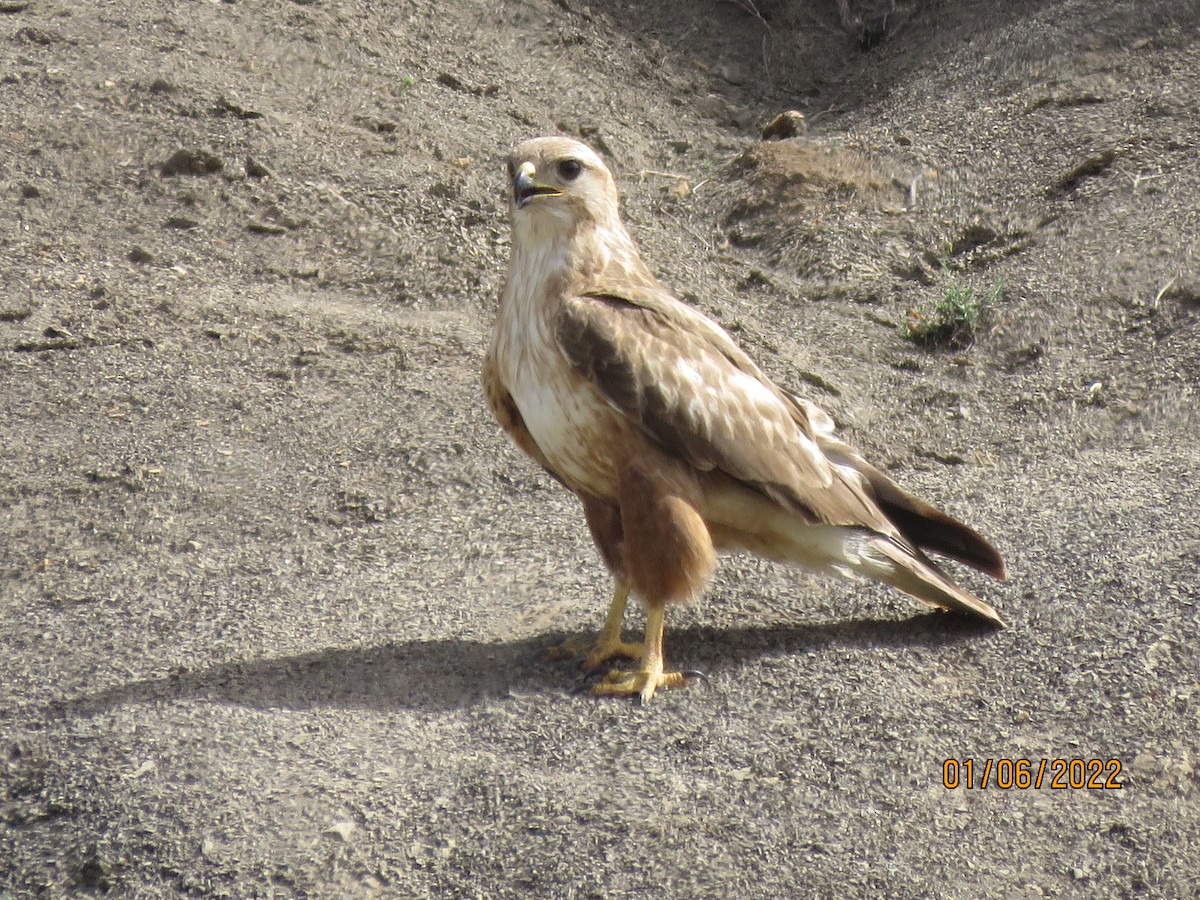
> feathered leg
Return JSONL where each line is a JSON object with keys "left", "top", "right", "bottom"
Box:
{"left": 589, "top": 458, "right": 714, "bottom": 702}
{"left": 546, "top": 496, "right": 643, "bottom": 667}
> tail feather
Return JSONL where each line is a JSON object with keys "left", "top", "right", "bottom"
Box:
{"left": 865, "top": 534, "right": 1006, "bottom": 626}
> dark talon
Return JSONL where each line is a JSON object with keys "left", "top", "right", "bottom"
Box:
{"left": 682, "top": 669, "right": 708, "bottom": 682}
{"left": 571, "top": 674, "right": 598, "bottom": 694}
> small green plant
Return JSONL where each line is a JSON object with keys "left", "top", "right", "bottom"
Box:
{"left": 394, "top": 73, "right": 417, "bottom": 98}
{"left": 905, "top": 266, "right": 1003, "bottom": 349}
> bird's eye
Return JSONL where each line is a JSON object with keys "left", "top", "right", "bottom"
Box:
{"left": 557, "top": 158, "right": 583, "bottom": 181}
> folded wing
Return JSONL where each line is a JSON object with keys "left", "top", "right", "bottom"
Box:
{"left": 555, "top": 283, "right": 1005, "bottom": 582}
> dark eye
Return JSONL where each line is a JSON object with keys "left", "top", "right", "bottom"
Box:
{"left": 557, "top": 158, "right": 583, "bottom": 181}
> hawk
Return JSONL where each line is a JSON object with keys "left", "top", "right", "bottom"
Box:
{"left": 484, "top": 136, "right": 1006, "bottom": 703}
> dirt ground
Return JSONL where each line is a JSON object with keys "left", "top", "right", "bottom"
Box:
{"left": 2, "top": 0, "right": 1198, "bottom": 896}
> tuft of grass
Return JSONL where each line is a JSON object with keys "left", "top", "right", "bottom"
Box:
{"left": 393, "top": 73, "right": 417, "bottom": 98}
{"left": 905, "top": 268, "right": 1004, "bottom": 349}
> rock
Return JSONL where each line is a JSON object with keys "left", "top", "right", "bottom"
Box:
{"left": 0, "top": 301, "right": 32, "bottom": 322}
{"left": 1052, "top": 148, "right": 1117, "bottom": 195}
{"left": 428, "top": 181, "right": 460, "bottom": 200}
{"left": 325, "top": 820, "right": 357, "bottom": 842}
{"left": 352, "top": 115, "right": 397, "bottom": 134}
{"left": 436, "top": 72, "right": 499, "bottom": 97}
{"left": 762, "top": 111, "right": 807, "bottom": 141}
{"left": 160, "top": 149, "right": 224, "bottom": 177}
{"left": 245, "top": 156, "right": 272, "bottom": 178}
{"left": 1129, "top": 752, "right": 1158, "bottom": 775}
{"left": 128, "top": 246, "right": 156, "bottom": 264}
{"left": 14, "top": 26, "right": 57, "bottom": 45}
{"left": 247, "top": 222, "right": 288, "bottom": 235}
{"left": 949, "top": 223, "right": 999, "bottom": 256}
{"left": 128, "top": 759, "right": 157, "bottom": 778}
{"left": 715, "top": 64, "right": 750, "bottom": 87}
{"left": 213, "top": 96, "right": 263, "bottom": 120}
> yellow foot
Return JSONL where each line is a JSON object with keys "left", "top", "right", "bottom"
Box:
{"left": 580, "top": 635, "right": 643, "bottom": 672}
{"left": 544, "top": 635, "right": 642, "bottom": 671}
{"left": 590, "top": 666, "right": 691, "bottom": 704}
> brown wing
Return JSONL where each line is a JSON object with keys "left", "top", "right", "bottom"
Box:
{"left": 556, "top": 283, "right": 1005, "bottom": 580}
{"left": 554, "top": 285, "right": 893, "bottom": 534}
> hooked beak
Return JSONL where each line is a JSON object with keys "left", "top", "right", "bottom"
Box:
{"left": 513, "top": 161, "right": 562, "bottom": 209}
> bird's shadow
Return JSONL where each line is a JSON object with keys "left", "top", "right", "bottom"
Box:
{"left": 55, "top": 613, "right": 999, "bottom": 717}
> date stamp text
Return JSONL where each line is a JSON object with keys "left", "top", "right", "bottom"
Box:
{"left": 942, "top": 758, "right": 1124, "bottom": 790}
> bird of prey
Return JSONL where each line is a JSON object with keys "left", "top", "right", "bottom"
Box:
{"left": 483, "top": 136, "right": 1006, "bottom": 703}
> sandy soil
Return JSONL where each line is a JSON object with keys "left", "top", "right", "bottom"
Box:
{"left": 2, "top": 0, "right": 1198, "bottom": 896}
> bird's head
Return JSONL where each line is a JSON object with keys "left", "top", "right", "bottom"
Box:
{"left": 505, "top": 137, "right": 620, "bottom": 235}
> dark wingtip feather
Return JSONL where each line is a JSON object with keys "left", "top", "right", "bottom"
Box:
{"left": 855, "top": 460, "right": 1007, "bottom": 580}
